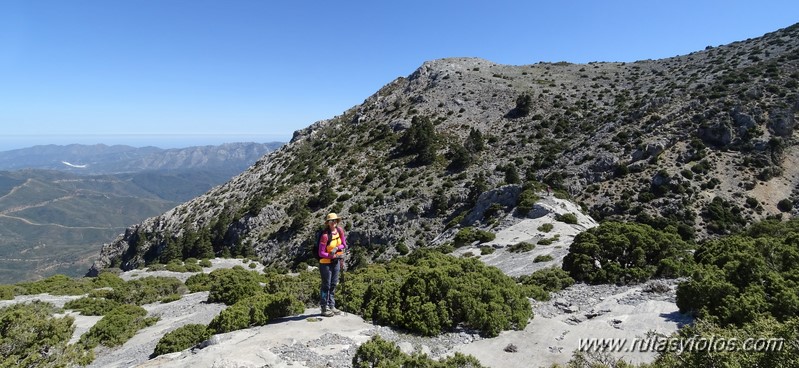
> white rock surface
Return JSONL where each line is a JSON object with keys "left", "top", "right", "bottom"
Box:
{"left": 454, "top": 195, "right": 598, "bottom": 276}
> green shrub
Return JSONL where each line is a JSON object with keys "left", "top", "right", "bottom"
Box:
{"left": 0, "top": 301, "right": 93, "bottom": 367}
{"left": 263, "top": 270, "right": 320, "bottom": 307}
{"left": 208, "top": 292, "right": 304, "bottom": 334}
{"left": 777, "top": 198, "right": 793, "bottom": 212}
{"left": 207, "top": 267, "right": 263, "bottom": 305}
{"left": 165, "top": 260, "right": 188, "bottom": 272}
{"left": 79, "top": 304, "right": 158, "bottom": 348}
{"left": 0, "top": 285, "right": 14, "bottom": 300}
{"left": 652, "top": 317, "right": 799, "bottom": 367}
{"left": 537, "top": 235, "right": 559, "bottom": 246}
{"left": 160, "top": 294, "right": 182, "bottom": 303}
{"left": 537, "top": 223, "right": 554, "bottom": 232}
{"left": 147, "top": 263, "right": 167, "bottom": 271}
{"left": 339, "top": 250, "right": 531, "bottom": 337}
{"left": 108, "top": 276, "right": 185, "bottom": 305}
{"left": 353, "top": 335, "right": 486, "bottom": 368}
{"left": 702, "top": 197, "right": 746, "bottom": 234}
{"left": 184, "top": 263, "right": 202, "bottom": 272}
{"left": 562, "top": 222, "right": 695, "bottom": 284}
{"left": 64, "top": 297, "right": 122, "bottom": 316}
{"left": 555, "top": 213, "right": 578, "bottom": 224}
{"left": 518, "top": 267, "right": 575, "bottom": 293}
{"left": 396, "top": 242, "right": 410, "bottom": 255}
{"left": 199, "top": 259, "right": 213, "bottom": 268}
{"left": 479, "top": 245, "right": 495, "bottom": 255}
{"left": 534, "top": 254, "right": 554, "bottom": 263}
{"left": 16, "top": 274, "right": 93, "bottom": 296}
{"left": 676, "top": 220, "right": 799, "bottom": 326}
{"left": 15, "top": 271, "right": 122, "bottom": 297}
{"left": 184, "top": 273, "right": 213, "bottom": 293}
{"left": 516, "top": 188, "right": 540, "bottom": 215}
{"left": 152, "top": 324, "right": 211, "bottom": 357}
{"left": 453, "top": 227, "right": 496, "bottom": 247}
{"left": 508, "top": 242, "right": 535, "bottom": 253}
{"left": 352, "top": 335, "right": 404, "bottom": 368}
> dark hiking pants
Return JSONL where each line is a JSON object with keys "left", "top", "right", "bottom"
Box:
{"left": 319, "top": 261, "right": 340, "bottom": 309}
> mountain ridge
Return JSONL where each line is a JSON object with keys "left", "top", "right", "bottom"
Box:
{"left": 0, "top": 142, "right": 283, "bottom": 174}
{"left": 91, "top": 22, "right": 799, "bottom": 274}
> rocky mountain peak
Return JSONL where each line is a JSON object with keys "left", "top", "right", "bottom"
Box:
{"left": 91, "top": 23, "right": 799, "bottom": 275}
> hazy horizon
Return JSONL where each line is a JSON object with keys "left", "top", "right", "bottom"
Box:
{"left": 0, "top": 133, "right": 291, "bottom": 152}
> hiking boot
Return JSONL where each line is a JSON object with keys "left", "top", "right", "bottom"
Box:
{"left": 321, "top": 309, "right": 335, "bottom": 317}
{"left": 329, "top": 306, "right": 341, "bottom": 315}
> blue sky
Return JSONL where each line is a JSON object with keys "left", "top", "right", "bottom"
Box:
{"left": 0, "top": 0, "right": 797, "bottom": 150}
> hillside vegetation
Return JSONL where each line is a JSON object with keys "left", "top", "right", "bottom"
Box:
{"left": 91, "top": 23, "right": 799, "bottom": 275}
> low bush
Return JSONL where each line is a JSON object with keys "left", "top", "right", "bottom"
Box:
{"left": 165, "top": 260, "right": 188, "bottom": 272}
{"left": 777, "top": 198, "right": 793, "bottom": 212}
{"left": 396, "top": 242, "right": 410, "bottom": 255}
{"left": 702, "top": 197, "right": 746, "bottom": 234}
{"left": 263, "top": 270, "right": 320, "bottom": 306}
{"left": 555, "top": 213, "right": 578, "bottom": 224}
{"left": 652, "top": 317, "right": 799, "bottom": 368}
{"left": 0, "top": 301, "right": 94, "bottom": 367}
{"left": 152, "top": 324, "right": 211, "bottom": 357}
{"left": 339, "top": 249, "right": 531, "bottom": 337}
{"left": 676, "top": 219, "right": 799, "bottom": 326}
{"left": 79, "top": 304, "right": 158, "bottom": 348}
{"left": 208, "top": 292, "right": 304, "bottom": 334}
{"left": 0, "top": 285, "right": 14, "bottom": 300}
{"left": 16, "top": 271, "right": 125, "bottom": 296}
{"left": 534, "top": 254, "right": 554, "bottom": 263}
{"left": 537, "top": 223, "right": 554, "bottom": 232}
{"left": 353, "top": 335, "right": 486, "bottom": 368}
{"left": 508, "top": 242, "right": 535, "bottom": 253}
{"left": 453, "top": 227, "right": 496, "bottom": 247}
{"left": 207, "top": 267, "right": 264, "bottom": 305}
{"left": 184, "top": 272, "right": 213, "bottom": 292}
{"left": 160, "top": 294, "right": 182, "bottom": 303}
{"left": 562, "top": 221, "right": 694, "bottom": 285}
{"left": 519, "top": 267, "right": 575, "bottom": 293}
{"left": 479, "top": 245, "right": 495, "bottom": 255}
{"left": 199, "top": 259, "right": 213, "bottom": 268}
{"left": 516, "top": 187, "right": 540, "bottom": 215}
{"left": 107, "top": 276, "right": 185, "bottom": 305}
{"left": 537, "top": 235, "right": 559, "bottom": 245}
{"left": 64, "top": 297, "right": 122, "bottom": 316}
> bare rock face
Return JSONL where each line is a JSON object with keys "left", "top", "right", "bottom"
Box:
{"left": 768, "top": 108, "right": 796, "bottom": 137}
{"left": 463, "top": 185, "right": 521, "bottom": 225}
{"left": 698, "top": 122, "right": 733, "bottom": 146}
{"left": 732, "top": 110, "right": 757, "bottom": 134}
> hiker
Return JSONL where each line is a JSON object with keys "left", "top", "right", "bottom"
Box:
{"left": 318, "top": 212, "right": 347, "bottom": 317}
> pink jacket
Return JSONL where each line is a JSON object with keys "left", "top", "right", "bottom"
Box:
{"left": 318, "top": 226, "right": 347, "bottom": 263}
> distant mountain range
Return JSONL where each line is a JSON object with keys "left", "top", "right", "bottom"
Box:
{"left": 0, "top": 142, "right": 284, "bottom": 175}
{"left": 0, "top": 142, "right": 283, "bottom": 283}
